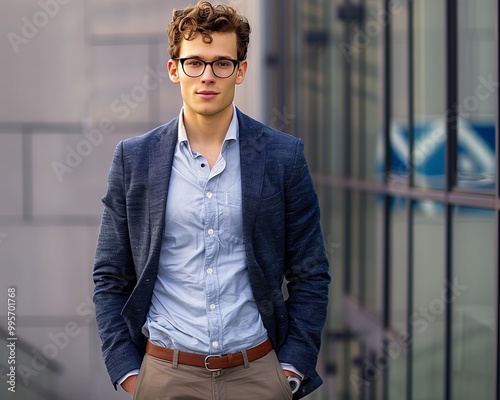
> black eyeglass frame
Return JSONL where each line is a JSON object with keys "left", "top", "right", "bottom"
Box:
{"left": 174, "top": 58, "right": 241, "bottom": 79}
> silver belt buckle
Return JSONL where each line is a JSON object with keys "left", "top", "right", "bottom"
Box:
{"left": 204, "top": 355, "right": 222, "bottom": 371}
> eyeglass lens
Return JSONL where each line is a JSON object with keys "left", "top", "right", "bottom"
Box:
{"left": 182, "top": 59, "right": 237, "bottom": 78}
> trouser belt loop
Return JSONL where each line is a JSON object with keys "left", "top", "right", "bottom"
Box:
{"left": 172, "top": 349, "right": 179, "bottom": 369}
{"left": 241, "top": 349, "right": 250, "bottom": 369}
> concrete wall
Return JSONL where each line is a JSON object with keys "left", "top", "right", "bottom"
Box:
{"left": 0, "top": 1, "right": 263, "bottom": 398}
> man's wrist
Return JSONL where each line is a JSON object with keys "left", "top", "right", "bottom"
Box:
{"left": 118, "top": 370, "right": 140, "bottom": 387}
{"left": 280, "top": 363, "right": 304, "bottom": 380}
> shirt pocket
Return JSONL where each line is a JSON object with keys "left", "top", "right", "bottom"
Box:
{"left": 220, "top": 191, "right": 244, "bottom": 245}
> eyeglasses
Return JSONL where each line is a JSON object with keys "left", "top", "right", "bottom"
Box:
{"left": 175, "top": 58, "right": 240, "bottom": 79}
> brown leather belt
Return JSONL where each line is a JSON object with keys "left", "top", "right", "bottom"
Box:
{"left": 146, "top": 339, "right": 273, "bottom": 371}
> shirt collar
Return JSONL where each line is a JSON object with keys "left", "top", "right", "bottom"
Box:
{"left": 177, "top": 104, "right": 239, "bottom": 145}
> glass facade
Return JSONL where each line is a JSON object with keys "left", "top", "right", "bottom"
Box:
{"left": 1, "top": 1, "right": 497, "bottom": 399}
{"left": 264, "top": 0, "right": 499, "bottom": 399}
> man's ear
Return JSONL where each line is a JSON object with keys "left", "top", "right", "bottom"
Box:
{"left": 235, "top": 60, "right": 248, "bottom": 85}
{"left": 167, "top": 59, "right": 180, "bottom": 83}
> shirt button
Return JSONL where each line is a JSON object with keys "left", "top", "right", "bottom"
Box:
{"left": 207, "top": 228, "right": 214, "bottom": 236}
{"left": 206, "top": 192, "right": 213, "bottom": 199}
{"left": 209, "top": 304, "right": 216, "bottom": 311}
{"left": 207, "top": 268, "right": 213, "bottom": 274}
{"left": 212, "top": 341, "right": 219, "bottom": 348}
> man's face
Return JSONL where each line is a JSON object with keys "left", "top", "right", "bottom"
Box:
{"left": 168, "top": 31, "right": 247, "bottom": 119}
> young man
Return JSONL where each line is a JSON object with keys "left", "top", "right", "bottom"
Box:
{"left": 93, "top": 2, "right": 330, "bottom": 399}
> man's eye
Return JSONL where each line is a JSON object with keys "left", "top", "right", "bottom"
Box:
{"left": 186, "top": 60, "right": 202, "bottom": 67}
{"left": 216, "top": 61, "right": 231, "bottom": 68}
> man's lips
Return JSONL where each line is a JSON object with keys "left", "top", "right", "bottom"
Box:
{"left": 197, "top": 91, "right": 219, "bottom": 99}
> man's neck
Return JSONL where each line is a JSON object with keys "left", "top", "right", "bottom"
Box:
{"left": 182, "top": 105, "right": 234, "bottom": 147}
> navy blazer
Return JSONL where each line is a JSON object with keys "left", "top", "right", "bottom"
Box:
{"left": 93, "top": 109, "right": 331, "bottom": 399}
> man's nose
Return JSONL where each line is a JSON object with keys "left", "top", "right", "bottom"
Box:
{"left": 200, "top": 63, "right": 217, "bottom": 81}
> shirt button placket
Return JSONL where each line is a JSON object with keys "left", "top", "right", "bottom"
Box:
{"left": 204, "top": 181, "right": 220, "bottom": 353}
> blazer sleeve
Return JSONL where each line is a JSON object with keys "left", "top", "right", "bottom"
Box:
{"left": 278, "top": 139, "right": 331, "bottom": 390}
{"left": 93, "top": 141, "right": 144, "bottom": 388}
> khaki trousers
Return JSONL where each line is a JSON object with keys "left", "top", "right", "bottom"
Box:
{"left": 132, "top": 349, "right": 293, "bottom": 400}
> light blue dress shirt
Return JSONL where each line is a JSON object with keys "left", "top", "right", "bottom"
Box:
{"left": 118, "top": 107, "right": 302, "bottom": 385}
{"left": 143, "top": 106, "right": 268, "bottom": 355}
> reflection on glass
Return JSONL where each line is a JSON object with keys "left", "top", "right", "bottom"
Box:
{"left": 457, "top": 0, "right": 496, "bottom": 189}
{"left": 413, "top": 0, "right": 446, "bottom": 190}
{"left": 390, "top": 197, "right": 408, "bottom": 334}
{"left": 451, "top": 207, "right": 495, "bottom": 399}
{"left": 412, "top": 201, "right": 445, "bottom": 400}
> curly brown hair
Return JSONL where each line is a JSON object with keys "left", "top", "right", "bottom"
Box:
{"left": 167, "top": 1, "right": 251, "bottom": 61}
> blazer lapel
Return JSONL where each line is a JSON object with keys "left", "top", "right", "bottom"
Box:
{"left": 237, "top": 109, "right": 267, "bottom": 241}
{"left": 123, "top": 119, "right": 178, "bottom": 336}
{"left": 147, "top": 119, "right": 178, "bottom": 270}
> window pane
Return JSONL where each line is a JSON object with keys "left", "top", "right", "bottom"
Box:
{"left": 364, "top": 0, "right": 384, "bottom": 182}
{"left": 320, "top": 186, "right": 346, "bottom": 399}
{"left": 390, "top": 197, "right": 408, "bottom": 334}
{"left": 350, "top": 190, "right": 361, "bottom": 298}
{"left": 320, "top": 187, "right": 344, "bottom": 325}
{"left": 348, "top": 341, "right": 363, "bottom": 399}
{"left": 388, "top": 0, "right": 409, "bottom": 187}
{"left": 324, "top": 1, "right": 344, "bottom": 177}
{"left": 457, "top": 0, "right": 496, "bottom": 189}
{"left": 413, "top": 0, "right": 446, "bottom": 190}
{"left": 451, "top": 207, "right": 495, "bottom": 399}
{"left": 350, "top": 33, "right": 363, "bottom": 179}
{"left": 364, "top": 193, "right": 384, "bottom": 316}
{"left": 388, "top": 352, "right": 407, "bottom": 400}
{"left": 412, "top": 201, "right": 445, "bottom": 400}
{"left": 349, "top": 191, "right": 384, "bottom": 316}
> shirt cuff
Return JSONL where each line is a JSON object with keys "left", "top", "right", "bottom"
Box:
{"left": 118, "top": 369, "right": 140, "bottom": 387}
{"left": 280, "top": 363, "right": 304, "bottom": 380}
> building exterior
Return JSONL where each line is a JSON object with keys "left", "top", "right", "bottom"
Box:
{"left": 262, "top": 0, "right": 499, "bottom": 399}
{"left": 0, "top": 0, "right": 498, "bottom": 399}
